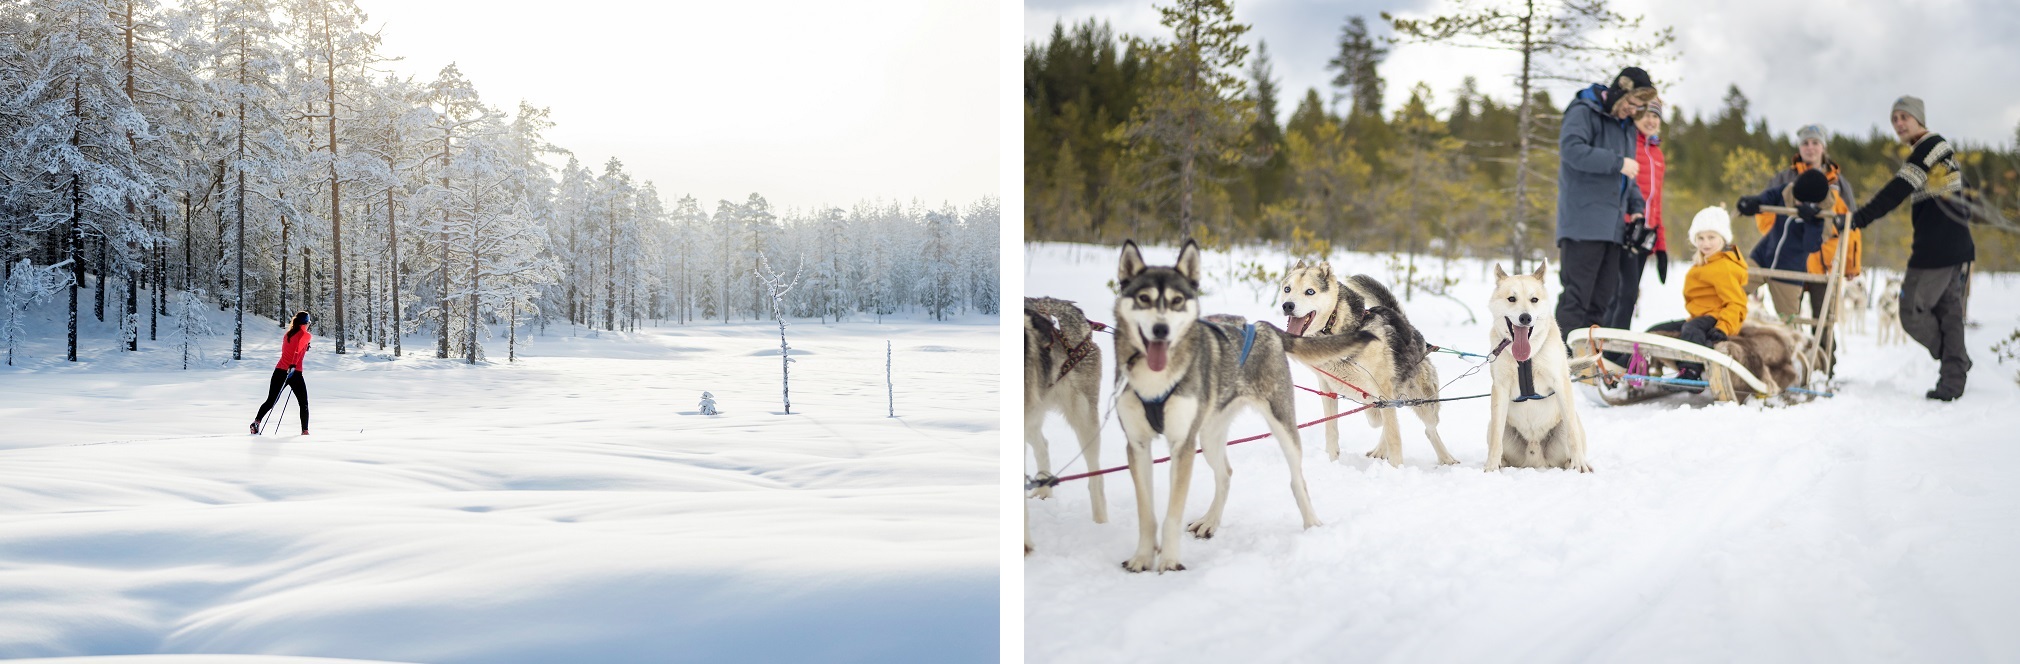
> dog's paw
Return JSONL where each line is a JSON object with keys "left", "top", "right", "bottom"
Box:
{"left": 1186, "top": 516, "right": 1221, "bottom": 539}
{"left": 1436, "top": 453, "right": 1460, "bottom": 465}
{"left": 1155, "top": 556, "right": 1187, "bottom": 573}
{"left": 1302, "top": 515, "right": 1323, "bottom": 529}
{"left": 1121, "top": 553, "right": 1157, "bottom": 573}
{"left": 1326, "top": 441, "right": 1340, "bottom": 461}
{"left": 1032, "top": 485, "right": 1053, "bottom": 500}
{"left": 1572, "top": 459, "right": 1594, "bottom": 473}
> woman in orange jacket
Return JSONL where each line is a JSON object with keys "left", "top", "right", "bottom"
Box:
{"left": 1648, "top": 207, "right": 1748, "bottom": 377}
{"left": 252, "top": 311, "right": 313, "bottom": 435}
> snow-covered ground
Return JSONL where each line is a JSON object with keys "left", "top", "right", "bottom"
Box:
{"left": 0, "top": 295, "right": 998, "bottom": 662}
{"left": 1024, "top": 241, "right": 2020, "bottom": 663}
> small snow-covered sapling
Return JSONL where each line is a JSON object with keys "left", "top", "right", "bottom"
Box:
{"left": 699, "top": 391, "right": 719, "bottom": 415}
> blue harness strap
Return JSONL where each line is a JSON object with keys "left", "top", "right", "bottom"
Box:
{"left": 1237, "top": 323, "right": 1257, "bottom": 367}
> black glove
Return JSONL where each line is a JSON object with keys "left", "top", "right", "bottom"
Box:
{"left": 1848, "top": 208, "right": 1873, "bottom": 230}
{"left": 1736, "top": 196, "right": 1762, "bottom": 216}
{"left": 1794, "top": 202, "right": 1821, "bottom": 221}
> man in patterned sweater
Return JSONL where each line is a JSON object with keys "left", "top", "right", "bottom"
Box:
{"left": 1847, "top": 95, "right": 1975, "bottom": 401}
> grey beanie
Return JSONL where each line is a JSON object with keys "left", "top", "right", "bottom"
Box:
{"left": 1796, "top": 124, "right": 1826, "bottom": 146}
{"left": 1892, "top": 95, "right": 1926, "bottom": 128}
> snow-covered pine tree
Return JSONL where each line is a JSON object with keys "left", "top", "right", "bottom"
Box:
{"left": 347, "top": 74, "right": 431, "bottom": 357}
{"left": 963, "top": 197, "right": 1001, "bottom": 314}
{"left": 421, "top": 63, "right": 491, "bottom": 358}
{"left": 670, "top": 195, "right": 705, "bottom": 324}
{"left": 12, "top": 0, "right": 167, "bottom": 361}
{"left": 920, "top": 206, "right": 958, "bottom": 321}
{"left": 1, "top": 259, "right": 73, "bottom": 365}
{"left": 553, "top": 156, "right": 593, "bottom": 329}
{"left": 710, "top": 198, "right": 740, "bottom": 324}
{"left": 170, "top": 287, "right": 215, "bottom": 369}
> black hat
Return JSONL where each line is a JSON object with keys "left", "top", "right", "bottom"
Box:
{"left": 1606, "top": 67, "right": 1657, "bottom": 112}
{"left": 1792, "top": 169, "right": 1831, "bottom": 205}
{"left": 1614, "top": 67, "right": 1655, "bottom": 93}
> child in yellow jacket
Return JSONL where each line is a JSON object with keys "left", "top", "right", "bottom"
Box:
{"left": 1649, "top": 206, "right": 1748, "bottom": 352}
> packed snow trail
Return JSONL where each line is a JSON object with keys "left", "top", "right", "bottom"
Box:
{"left": 0, "top": 306, "right": 998, "bottom": 663}
{"left": 1025, "top": 242, "right": 2020, "bottom": 663}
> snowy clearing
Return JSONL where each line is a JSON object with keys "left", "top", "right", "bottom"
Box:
{"left": 0, "top": 299, "right": 998, "bottom": 663}
{"left": 1024, "top": 241, "right": 2020, "bottom": 663}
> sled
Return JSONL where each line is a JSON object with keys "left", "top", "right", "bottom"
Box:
{"left": 1567, "top": 328, "right": 1792, "bottom": 406}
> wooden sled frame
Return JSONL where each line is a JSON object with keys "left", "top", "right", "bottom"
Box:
{"left": 1568, "top": 328, "right": 1811, "bottom": 406}
{"left": 1745, "top": 204, "right": 1851, "bottom": 381}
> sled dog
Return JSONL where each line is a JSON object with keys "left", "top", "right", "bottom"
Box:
{"left": 1485, "top": 261, "right": 1592, "bottom": 472}
{"left": 1278, "top": 260, "right": 1455, "bottom": 466}
{"left": 1024, "top": 296, "right": 1106, "bottom": 554}
{"left": 1877, "top": 276, "right": 1904, "bottom": 346}
{"left": 1112, "top": 240, "right": 1378, "bottom": 572}
{"left": 1841, "top": 277, "right": 1869, "bottom": 336}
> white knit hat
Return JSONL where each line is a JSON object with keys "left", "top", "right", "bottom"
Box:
{"left": 1688, "top": 205, "right": 1732, "bottom": 244}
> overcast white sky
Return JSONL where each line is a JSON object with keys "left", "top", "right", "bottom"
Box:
{"left": 361, "top": 0, "right": 998, "bottom": 216}
{"left": 1027, "top": 0, "right": 2020, "bottom": 149}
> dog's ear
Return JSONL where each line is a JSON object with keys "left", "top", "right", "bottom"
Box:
{"left": 1118, "top": 240, "right": 1146, "bottom": 284}
{"left": 1292, "top": 258, "right": 1307, "bottom": 270}
{"left": 1493, "top": 264, "right": 1508, "bottom": 283}
{"left": 1531, "top": 259, "right": 1548, "bottom": 282}
{"left": 1316, "top": 261, "right": 1333, "bottom": 286}
{"left": 1176, "top": 239, "right": 1202, "bottom": 286}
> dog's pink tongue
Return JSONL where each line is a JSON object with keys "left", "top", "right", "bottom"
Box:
{"left": 1510, "top": 326, "right": 1533, "bottom": 362}
{"left": 1286, "top": 313, "right": 1311, "bottom": 336}
{"left": 1145, "top": 341, "right": 1169, "bottom": 371}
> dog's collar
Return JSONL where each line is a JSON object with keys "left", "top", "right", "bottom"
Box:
{"left": 1318, "top": 307, "right": 1340, "bottom": 335}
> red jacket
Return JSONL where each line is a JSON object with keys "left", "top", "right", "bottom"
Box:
{"left": 1632, "top": 132, "right": 1667, "bottom": 251}
{"left": 276, "top": 329, "right": 311, "bottom": 370}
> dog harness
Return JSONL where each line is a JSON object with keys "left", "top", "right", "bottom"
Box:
{"left": 1237, "top": 323, "right": 1258, "bottom": 367}
{"left": 1513, "top": 359, "right": 1554, "bottom": 402}
{"left": 1139, "top": 371, "right": 1179, "bottom": 433}
{"left": 1030, "top": 309, "right": 1099, "bottom": 383}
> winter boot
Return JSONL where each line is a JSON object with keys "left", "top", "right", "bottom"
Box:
{"left": 250, "top": 422, "right": 260, "bottom": 435}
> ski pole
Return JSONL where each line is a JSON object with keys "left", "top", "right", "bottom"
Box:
{"left": 263, "top": 368, "right": 297, "bottom": 435}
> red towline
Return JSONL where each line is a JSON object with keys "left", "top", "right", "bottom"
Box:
{"left": 1039, "top": 402, "right": 1377, "bottom": 486}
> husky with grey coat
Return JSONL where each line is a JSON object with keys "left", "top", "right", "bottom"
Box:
{"left": 1485, "top": 261, "right": 1593, "bottom": 472}
{"left": 1112, "top": 240, "right": 1380, "bottom": 573}
{"left": 1024, "top": 296, "right": 1106, "bottom": 554}
{"left": 1278, "top": 260, "right": 1454, "bottom": 466}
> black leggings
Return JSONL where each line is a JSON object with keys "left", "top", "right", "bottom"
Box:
{"left": 254, "top": 368, "right": 309, "bottom": 431}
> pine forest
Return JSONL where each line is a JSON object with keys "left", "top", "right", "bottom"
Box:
{"left": 0, "top": 0, "right": 1000, "bottom": 366}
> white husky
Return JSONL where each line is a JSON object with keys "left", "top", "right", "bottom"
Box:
{"left": 1485, "top": 261, "right": 1592, "bottom": 472}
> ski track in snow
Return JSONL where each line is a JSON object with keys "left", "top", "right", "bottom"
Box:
{"left": 0, "top": 303, "right": 998, "bottom": 663}
{"left": 1025, "top": 242, "right": 2020, "bottom": 663}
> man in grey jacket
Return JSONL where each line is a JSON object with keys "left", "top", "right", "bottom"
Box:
{"left": 1555, "top": 67, "right": 1655, "bottom": 340}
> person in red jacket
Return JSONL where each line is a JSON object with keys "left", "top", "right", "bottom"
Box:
{"left": 252, "top": 311, "right": 313, "bottom": 435}
{"left": 1606, "top": 98, "right": 1667, "bottom": 331}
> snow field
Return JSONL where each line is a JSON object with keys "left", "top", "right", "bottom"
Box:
{"left": 0, "top": 297, "right": 999, "bottom": 663}
{"left": 1024, "top": 241, "right": 2020, "bottom": 663}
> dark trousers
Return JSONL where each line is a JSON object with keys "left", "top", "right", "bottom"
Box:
{"left": 1901, "top": 264, "right": 1972, "bottom": 395}
{"left": 1604, "top": 249, "right": 1650, "bottom": 330}
{"left": 1648, "top": 316, "right": 1729, "bottom": 376}
{"left": 254, "top": 368, "right": 309, "bottom": 430}
{"left": 1557, "top": 239, "right": 1623, "bottom": 339}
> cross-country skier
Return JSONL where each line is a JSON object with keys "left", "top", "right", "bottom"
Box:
{"left": 252, "top": 311, "right": 313, "bottom": 435}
